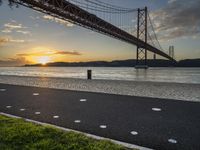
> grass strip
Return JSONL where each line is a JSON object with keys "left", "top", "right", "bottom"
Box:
{"left": 0, "top": 115, "right": 135, "bottom": 150}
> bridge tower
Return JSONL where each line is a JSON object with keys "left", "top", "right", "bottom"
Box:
{"left": 153, "top": 53, "right": 156, "bottom": 60}
{"left": 169, "top": 46, "right": 175, "bottom": 59}
{"left": 135, "top": 7, "right": 148, "bottom": 69}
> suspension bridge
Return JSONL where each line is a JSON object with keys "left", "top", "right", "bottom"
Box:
{"left": 4, "top": 0, "right": 176, "bottom": 67}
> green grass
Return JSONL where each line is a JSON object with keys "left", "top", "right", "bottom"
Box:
{"left": 0, "top": 115, "right": 135, "bottom": 150}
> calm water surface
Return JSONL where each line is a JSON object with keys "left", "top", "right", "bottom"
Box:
{"left": 0, "top": 67, "right": 199, "bottom": 84}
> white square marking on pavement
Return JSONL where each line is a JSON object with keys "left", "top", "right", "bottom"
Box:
{"left": 33, "top": 93, "right": 39, "bottom": 96}
{"left": 53, "top": 116, "right": 59, "bottom": 119}
{"left": 35, "top": 112, "right": 41, "bottom": 115}
{"left": 100, "top": 125, "right": 107, "bottom": 129}
{"left": 6, "top": 106, "right": 12, "bottom": 109}
{"left": 20, "top": 108, "right": 25, "bottom": 111}
{"left": 74, "top": 120, "right": 81, "bottom": 123}
{"left": 80, "top": 99, "right": 87, "bottom": 102}
{"left": 152, "top": 108, "right": 162, "bottom": 112}
{"left": 168, "top": 139, "right": 177, "bottom": 144}
{"left": 130, "top": 131, "right": 138, "bottom": 135}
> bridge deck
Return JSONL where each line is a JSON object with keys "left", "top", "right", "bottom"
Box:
{"left": 14, "top": 0, "right": 174, "bottom": 61}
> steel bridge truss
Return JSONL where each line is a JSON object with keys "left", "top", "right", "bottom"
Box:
{"left": 136, "top": 7, "right": 147, "bottom": 66}
{"left": 12, "top": 0, "right": 175, "bottom": 61}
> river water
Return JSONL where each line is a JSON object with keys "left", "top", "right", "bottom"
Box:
{"left": 0, "top": 67, "right": 199, "bottom": 84}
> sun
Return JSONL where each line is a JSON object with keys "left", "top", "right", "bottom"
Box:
{"left": 37, "top": 56, "right": 51, "bottom": 65}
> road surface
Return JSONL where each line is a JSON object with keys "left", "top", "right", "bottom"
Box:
{"left": 0, "top": 83, "right": 200, "bottom": 150}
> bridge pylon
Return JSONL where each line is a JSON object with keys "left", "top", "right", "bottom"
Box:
{"left": 135, "top": 7, "right": 148, "bottom": 69}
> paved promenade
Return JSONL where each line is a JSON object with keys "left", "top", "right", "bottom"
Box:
{"left": 0, "top": 83, "right": 200, "bottom": 150}
{"left": 0, "top": 75, "right": 200, "bottom": 102}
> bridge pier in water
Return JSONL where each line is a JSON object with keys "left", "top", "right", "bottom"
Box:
{"left": 135, "top": 7, "right": 148, "bottom": 69}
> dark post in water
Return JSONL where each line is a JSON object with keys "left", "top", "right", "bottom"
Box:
{"left": 87, "top": 70, "right": 92, "bottom": 80}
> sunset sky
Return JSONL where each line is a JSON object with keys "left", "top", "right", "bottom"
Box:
{"left": 0, "top": 0, "right": 200, "bottom": 66}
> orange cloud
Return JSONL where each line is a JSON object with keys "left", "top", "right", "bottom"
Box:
{"left": 0, "top": 37, "right": 9, "bottom": 45}
{"left": 16, "top": 49, "right": 82, "bottom": 64}
{"left": 0, "top": 57, "right": 31, "bottom": 67}
{"left": 55, "top": 51, "right": 81, "bottom": 55}
{"left": 17, "top": 50, "right": 81, "bottom": 57}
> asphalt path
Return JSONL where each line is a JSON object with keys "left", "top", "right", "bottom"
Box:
{"left": 0, "top": 83, "right": 200, "bottom": 150}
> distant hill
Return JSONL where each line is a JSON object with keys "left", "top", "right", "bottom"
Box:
{"left": 24, "top": 59, "right": 200, "bottom": 67}
{"left": 176, "top": 59, "right": 200, "bottom": 67}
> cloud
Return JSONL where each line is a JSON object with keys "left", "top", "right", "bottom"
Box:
{"left": 29, "top": 15, "right": 40, "bottom": 20}
{"left": 9, "top": 39, "right": 25, "bottom": 43}
{"left": 1, "top": 20, "right": 31, "bottom": 35}
{"left": 42, "top": 15, "right": 74, "bottom": 27}
{"left": 16, "top": 30, "right": 31, "bottom": 35}
{"left": 150, "top": 0, "right": 200, "bottom": 41}
{"left": 2, "top": 28, "right": 12, "bottom": 33}
{"left": 0, "top": 36, "right": 26, "bottom": 45}
{"left": 4, "top": 22, "right": 23, "bottom": 29}
{"left": 168, "top": 0, "right": 177, "bottom": 3}
{"left": 17, "top": 50, "right": 81, "bottom": 57}
{"left": 0, "top": 57, "right": 31, "bottom": 67}
{"left": 55, "top": 51, "right": 81, "bottom": 55}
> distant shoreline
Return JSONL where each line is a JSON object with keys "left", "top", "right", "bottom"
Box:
{"left": 24, "top": 59, "right": 200, "bottom": 67}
